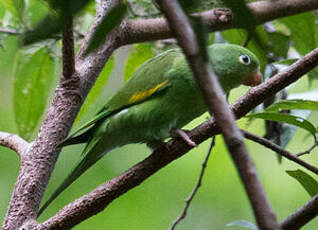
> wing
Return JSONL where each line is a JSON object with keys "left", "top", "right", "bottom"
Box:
{"left": 105, "top": 48, "right": 182, "bottom": 110}
{"left": 63, "top": 48, "right": 183, "bottom": 145}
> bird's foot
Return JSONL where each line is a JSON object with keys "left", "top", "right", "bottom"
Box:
{"left": 147, "top": 140, "right": 166, "bottom": 151}
{"left": 170, "top": 129, "right": 197, "bottom": 147}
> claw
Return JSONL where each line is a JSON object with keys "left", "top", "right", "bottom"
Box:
{"left": 170, "top": 129, "right": 197, "bottom": 147}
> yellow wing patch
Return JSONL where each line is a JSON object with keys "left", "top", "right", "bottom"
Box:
{"left": 128, "top": 80, "right": 169, "bottom": 104}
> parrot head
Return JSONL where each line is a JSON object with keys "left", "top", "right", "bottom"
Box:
{"left": 208, "top": 44, "right": 262, "bottom": 92}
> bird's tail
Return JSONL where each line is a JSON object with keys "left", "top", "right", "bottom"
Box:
{"left": 38, "top": 140, "right": 109, "bottom": 216}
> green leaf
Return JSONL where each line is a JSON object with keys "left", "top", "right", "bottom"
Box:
{"left": 1, "top": 0, "right": 24, "bottom": 19}
{"left": 21, "top": 14, "right": 61, "bottom": 45}
{"left": 222, "top": 28, "right": 245, "bottom": 45}
{"left": 226, "top": 220, "right": 258, "bottom": 230}
{"left": 47, "top": 0, "right": 91, "bottom": 15}
{"left": 75, "top": 56, "right": 115, "bottom": 123}
{"left": 21, "top": 0, "right": 91, "bottom": 45}
{"left": 13, "top": 46, "right": 55, "bottom": 140}
{"left": 1, "top": 1, "right": 16, "bottom": 15}
{"left": 84, "top": 3, "right": 127, "bottom": 55}
{"left": 281, "top": 13, "right": 317, "bottom": 55}
{"left": 247, "top": 112, "right": 317, "bottom": 138}
{"left": 179, "top": 0, "right": 200, "bottom": 13}
{"left": 2, "top": 0, "right": 26, "bottom": 23}
{"left": 124, "top": 44, "right": 153, "bottom": 81}
{"left": 308, "top": 67, "right": 318, "bottom": 83}
{"left": 286, "top": 169, "right": 318, "bottom": 197}
{"left": 13, "top": 0, "right": 25, "bottom": 21}
{"left": 82, "top": 1, "right": 96, "bottom": 16}
{"left": 267, "top": 31, "right": 290, "bottom": 58}
{"left": 266, "top": 99, "right": 318, "bottom": 112}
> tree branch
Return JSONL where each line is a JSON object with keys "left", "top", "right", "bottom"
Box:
{"left": 169, "top": 137, "right": 215, "bottom": 230}
{"left": 0, "top": 131, "right": 29, "bottom": 157}
{"left": 0, "top": 28, "right": 23, "bottom": 35}
{"left": 122, "top": 0, "right": 318, "bottom": 44}
{"left": 242, "top": 130, "right": 318, "bottom": 175}
{"left": 280, "top": 194, "right": 318, "bottom": 230}
{"left": 62, "top": 19, "right": 75, "bottom": 80}
{"left": 296, "top": 141, "right": 318, "bottom": 157}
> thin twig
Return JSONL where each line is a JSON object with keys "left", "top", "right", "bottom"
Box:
{"left": 242, "top": 130, "right": 318, "bottom": 175}
{"left": 169, "top": 137, "right": 215, "bottom": 230}
{"left": 0, "top": 28, "right": 23, "bottom": 35}
{"left": 296, "top": 141, "right": 318, "bottom": 157}
{"left": 0, "top": 131, "right": 29, "bottom": 157}
{"left": 280, "top": 194, "right": 318, "bottom": 230}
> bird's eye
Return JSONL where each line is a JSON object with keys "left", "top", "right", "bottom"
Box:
{"left": 239, "top": 54, "right": 251, "bottom": 65}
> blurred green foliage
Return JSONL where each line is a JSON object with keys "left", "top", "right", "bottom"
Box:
{"left": 1, "top": 0, "right": 318, "bottom": 229}
{"left": 13, "top": 45, "right": 56, "bottom": 140}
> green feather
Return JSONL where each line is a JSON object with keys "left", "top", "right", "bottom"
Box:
{"left": 38, "top": 44, "right": 261, "bottom": 215}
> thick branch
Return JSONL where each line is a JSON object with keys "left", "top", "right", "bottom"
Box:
{"left": 123, "top": 0, "right": 318, "bottom": 44}
{"left": 0, "top": 131, "right": 29, "bottom": 157}
{"left": 280, "top": 194, "right": 318, "bottom": 230}
{"left": 242, "top": 130, "right": 318, "bottom": 175}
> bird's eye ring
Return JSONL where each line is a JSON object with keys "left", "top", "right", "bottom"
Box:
{"left": 239, "top": 54, "right": 251, "bottom": 65}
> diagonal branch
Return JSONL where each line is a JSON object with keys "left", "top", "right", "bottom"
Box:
{"left": 242, "top": 130, "right": 318, "bottom": 175}
{"left": 280, "top": 194, "right": 318, "bottom": 230}
{"left": 122, "top": 0, "right": 318, "bottom": 44}
{"left": 0, "top": 131, "right": 29, "bottom": 157}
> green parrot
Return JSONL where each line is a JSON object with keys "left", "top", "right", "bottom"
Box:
{"left": 39, "top": 44, "right": 262, "bottom": 215}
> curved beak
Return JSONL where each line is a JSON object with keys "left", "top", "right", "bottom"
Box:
{"left": 243, "top": 69, "right": 262, "bottom": 86}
